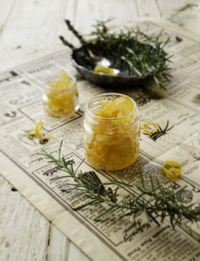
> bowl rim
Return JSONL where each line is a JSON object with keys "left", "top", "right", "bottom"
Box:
{"left": 71, "top": 36, "right": 156, "bottom": 81}
{"left": 72, "top": 55, "right": 151, "bottom": 80}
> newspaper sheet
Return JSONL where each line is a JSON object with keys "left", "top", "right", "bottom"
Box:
{"left": 0, "top": 19, "right": 200, "bottom": 261}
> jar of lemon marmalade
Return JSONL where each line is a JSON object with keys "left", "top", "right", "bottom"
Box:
{"left": 44, "top": 70, "right": 79, "bottom": 117}
{"left": 84, "top": 93, "right": 140, "bottom": 171}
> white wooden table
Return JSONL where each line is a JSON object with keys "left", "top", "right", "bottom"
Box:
{"left": 0, "top": 1, "right": 200, "bottom": 260}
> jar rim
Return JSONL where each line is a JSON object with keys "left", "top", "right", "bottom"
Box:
{"left": 86, "top": 92, "right": 137, "bottom": 121}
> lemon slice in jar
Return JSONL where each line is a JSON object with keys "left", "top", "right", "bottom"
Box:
{"left": 49, "top": 71, "right": 71, "bottom": 89}
{"left": 114, "top": 96, "right": 135, "bottom": 117}
{"left": 96, "top": 96, "right": 135, "bottom": 118}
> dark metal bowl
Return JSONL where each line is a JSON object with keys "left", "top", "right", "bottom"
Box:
{"left": 71, "top": 45, "right": 152, "bottom": 88}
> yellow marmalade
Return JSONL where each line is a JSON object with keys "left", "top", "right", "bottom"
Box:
{"left": 44, "top": 71, "right": 79, "bottom": 117}
{"left": 84, "top": 93, "right": 140, "bottom": 171}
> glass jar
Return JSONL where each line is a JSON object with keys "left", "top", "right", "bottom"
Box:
{"left": 84, "top": 93, "right": 140, "bottom": 171}
{"left": 44, "top": 70, "right": 79, "bottom": 117}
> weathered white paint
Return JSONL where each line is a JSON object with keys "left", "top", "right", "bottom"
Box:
{"left": 47, "top": 224, "right": 70, "bottom": 261}
{"left": 0, "top": 0, "right": 200, "bottom": 260}
{"left": 68, "top": 243, "right": 90, "bottom": 261}
{"left": 0, "top": 175, "right": 49, "bottom": 261}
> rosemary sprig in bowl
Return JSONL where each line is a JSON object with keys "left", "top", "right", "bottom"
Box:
{"left": 41, "top": 143, "right": 200, "bottom": 231}
{"left": 60, "top": 20, "right": 172, "bottom": 89}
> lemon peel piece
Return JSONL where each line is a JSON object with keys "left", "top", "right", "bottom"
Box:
{"left": 34, "top": 120, "right": 43, "bottom": 138}
{"left": 95, "top": 96, "right": 134, "bottom": 118}
{"left": 94, "top": 66, "right": 118, "bottom": 75}
{"left": 39, "top": 135, "right": 49, "bottom": 144}
{"left": 25, "top": 120, "right": 49, "bottom": 144}
{"left": 162, "top": 160, "right": 181, "bottom": 181}
{"left": 25, "top": 130, "right": 36, "bottom": 139}
{"left": 141, "top": 121, "right": 159, "bottom": 135}
{"left": 49, "top": 71, "right": 71, "bottom": 89}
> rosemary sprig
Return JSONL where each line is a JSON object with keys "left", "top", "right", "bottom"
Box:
{"left": 60, "top": 20, "right": 172, "bottom": 89}
{"left": 41, "top": 144, "right": 200, "bottom": 230}
{"left": 64, "top": 19, "right": 86, "bottom": 46}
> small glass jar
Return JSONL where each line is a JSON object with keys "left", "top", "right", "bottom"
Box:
{"left": 43, "top": 70, "right": 79, "bottom": 117}
{"left": 84, "top": 93, "right": 140, "bottom": 171}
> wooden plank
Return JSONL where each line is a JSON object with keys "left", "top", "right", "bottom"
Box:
{"left": 157, "top": 0, "right": 192, "bottom": 18}
{"left": 48, "top": 224, "right": 70, "bottom": 261}
{"left": 0, "top": 0, "right": 17, "bottom": 33}
{"left": 136, "top": 0, "right": 161, "bottom": 17}
{"left": 0, "top": 0, "right": 67, "bottom": 68}
{"left": 67, "top": 0, "right": 140, "bottom": 34}
{"left": 157, "top": 0, "right": 200, "bottom": 33}
{"left": 68, "top": 242, "right": 91, "bottom": 261}
{"left": 0, "top": 175, "right": 49, "bottom": 261}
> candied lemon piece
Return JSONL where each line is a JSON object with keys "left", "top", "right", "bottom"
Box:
{"left": 34, "top": 120, "right": 43, "bottom": 138}
{"left": 25, "top": 120, "right": 49, "bottom": 144}
{"left": 96, "top": 96, "right": 135, "bottom": 118}
{"left": 26, "top": 120, "right": 43, "bottom": 139}
{"left": 162, "top": 160, "right": 181, "bottom": 180}
{"left": 49, "top": 71, "right": 71, "bottom": 89}
{"left": 94, "top": 66, "right": 118, "bottom": 75}
{"left": 44, "top": 71, "right": 78, "bottom": 117}
{"left": 84, "top": 95, "right": 140, "bottom": 171}
{"left": 114, "top": 96, "right": 135, "bottom": 117}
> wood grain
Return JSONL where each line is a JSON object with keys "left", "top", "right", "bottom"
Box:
{"left": 0, "top": 0, "right": 16, "bottom": 34}
{"left": 47, "top": 225, "right": 70, "bottom": 261}
{"left": 68, "top": 243, "right": 90, "bottom": 261}
{"left": 0, "top": 0, "right": 67, "bottom": 68}
{"left": 0, "top": 175, "right": 49, "bottom": 261}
